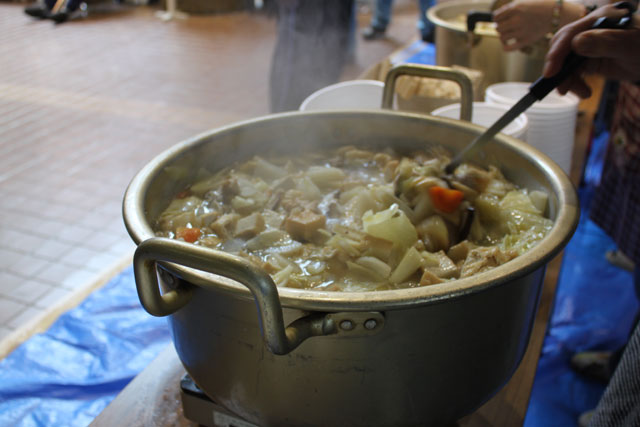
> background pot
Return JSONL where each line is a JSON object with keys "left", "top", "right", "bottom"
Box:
{"left": 123, "top": 111, "right": 578, "bottom": 426}
{"left": 427, "top": 0, "right": 547, "bottom": 91}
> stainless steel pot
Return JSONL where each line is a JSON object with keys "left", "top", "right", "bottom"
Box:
{"left": 123, "top": 110, "right": 578, "bottom": 426}
{"left": 427, "top": 0, "right": 548, "bottom": 89}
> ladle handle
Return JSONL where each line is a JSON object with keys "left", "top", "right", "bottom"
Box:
{"left": 529, "top": 1, "right": 634, "bottom": 100}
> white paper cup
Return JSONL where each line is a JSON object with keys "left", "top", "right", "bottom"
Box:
{"left": 485, "top": 82, "right": 578, "bottom": 173}
{"left": 300, "top": 80, "right": 385, "bottom": 111}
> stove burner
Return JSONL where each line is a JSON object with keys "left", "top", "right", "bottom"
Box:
{"left": 180, "top": 374, "right": 258, "bottom": 427}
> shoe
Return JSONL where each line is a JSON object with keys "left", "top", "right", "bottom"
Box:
{"left": 51, "top": 11, "right": 70, "bottom": 23}
{"left": 362, "top": 26, "right": 386, "bottom": 41}
{"left": 570, "top": 351, "right": 613, "bottom": 384}
{"left": 24, "top": 4, "right": 50, "bottom": 18}
{"left": 606, "top": 249, "right": 635, "bottom": 272}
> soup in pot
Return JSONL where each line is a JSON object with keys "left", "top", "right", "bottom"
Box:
{"left": 154, "top": 146, "right": 552, "bottom": 291}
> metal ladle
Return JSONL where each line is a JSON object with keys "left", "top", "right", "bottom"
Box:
{"left": 445, "top": 1, "right": 634, "bottom": 174}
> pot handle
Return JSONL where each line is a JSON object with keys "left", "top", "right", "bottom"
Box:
{"left": 466, "top": 11, "right": 493, "bottom": 32}
{"left": 381, "top": 64, "right": 473, "bottom": 121}
{"left": 134, "top": 237, "right": 382, "bottom": 355}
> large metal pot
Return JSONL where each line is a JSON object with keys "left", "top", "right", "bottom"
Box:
{"left": 427, "top": 0, "right": 548, "bottom": 89}
{"left": 123, "top": 109, "right": 578, "bottom": 426}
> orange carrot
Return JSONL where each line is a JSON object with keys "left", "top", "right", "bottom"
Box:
{"left": 176, "top": 227, "right": 201, "bottom": 243}
{"left": 428, "top": 186, "right": 464, "bottom": 213}
{"left": 176, "top": 189, "right": 191, "bottom": 199}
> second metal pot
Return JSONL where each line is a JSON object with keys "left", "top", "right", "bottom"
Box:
{"left": 427, "top": 0, "right": 547, "bottom": 89}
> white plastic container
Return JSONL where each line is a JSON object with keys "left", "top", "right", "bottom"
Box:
{"left": 485, "top": 82, "right": 579, "bottom": 174}
{"left": 431, "top": 102, "right": 529, "bottom": 141}
{"left": 300, "top": 80, "right": 385, "bottom": 111}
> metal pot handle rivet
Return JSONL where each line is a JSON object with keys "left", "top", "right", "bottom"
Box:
{"left": 381, "top": 64, "right": 474, "bottom": 121}
{"left": 133, "top": 237, "right": 384, "bottom": 355}
{"left": 340, "top": 320, "right": 354, "bottom": 331}
{"left": 364, "top": 319, "right": 378, "bottom": 330}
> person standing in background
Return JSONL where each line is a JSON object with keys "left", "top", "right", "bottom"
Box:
{"left": 542, "top": 3, "right": 640, "bottom": 425}
{"left": 269, "top": 0, "right": 356, "bottom": 112}
{"left": 362, "top": 0, "right": 436, "bottom": 42}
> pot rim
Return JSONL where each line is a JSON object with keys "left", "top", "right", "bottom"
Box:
{"left": 123, "top": 110, "right": 579, "bottom": 311}
{"left": 427, "top": 0, "right": 498, "bottom": 38}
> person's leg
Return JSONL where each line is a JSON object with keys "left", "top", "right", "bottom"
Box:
{"left": 269, "top": 0, "right": 355, "bottom": 112}
{"left": 371, "top": 0, "right": 393, "bottom": 30}
{"left": 587, "top": 322, "right": 640, "bottom": 426}
{"left": 363, "top": 0, "right": 393, "bottom": 40}
{"left": 417, "top": 0, "right": 435, "bottom": 42}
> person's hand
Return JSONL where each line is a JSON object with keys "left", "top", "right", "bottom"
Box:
{"left": 493, "top": 0, "right": 585, "bottom": 51}
{"left": 543, "top": 4, "right": 640, "bottom": 98}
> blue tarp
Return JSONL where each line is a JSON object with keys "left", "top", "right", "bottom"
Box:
{"left": 0, "top": 267, "right": 171, "bottom": 427}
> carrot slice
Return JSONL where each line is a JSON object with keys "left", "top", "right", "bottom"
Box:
{"left": 176, "top": 227, "right": 201, "bottom": 243}
{"left": 428, "top": 186, "right": 464, "bottom": 213}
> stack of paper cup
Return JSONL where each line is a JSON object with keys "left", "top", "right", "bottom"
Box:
{"left": 431, "top": 102, "right": 529, "bottom": 141}
{"left": 485, "top": 82, "right": 579, "bottom": 174}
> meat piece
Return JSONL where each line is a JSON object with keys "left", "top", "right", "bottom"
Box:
{"left": 453, "top": 164, "right": 491, "bottom": 193}
{"left": 210, "top": 213, "right": 240, "bottom": 239}
{"left": 281, "top": 189, "right": 306, "bottom": 212}
{"left": 447, "top": 240, "right": 476, "bottom": 263}
{"left": 234, "top": 213, "right": 265, "bottom": 239}
{"left": 221, "top": 178, "right": 240, "bottom": 203}
{"left": 416, "top": 215, "right": 450, "bottom": 252}
{"left": 460, "top": 246, "right": 518, "bottom": 277}
{"left": 284, "top": 209, "right": 326, "bottom": 242}
{"left": 419, "top": 270, "right": 444, "bottom": 286}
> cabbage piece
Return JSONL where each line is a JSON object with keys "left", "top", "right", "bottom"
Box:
{"left": 389, "top": 247, "right": 422, "bottom": 284}
{"left": 501, "top": 224, "right": 553, "bottom": 255}
{"left": 346, "top": 261, "right": 386, "bottom": 282}
{"left": 421, "top": 250, "right": 458, "bottom": 279}
{"left": 253, "top": 156, "right": 288, "bottom": 181}
{"left": 529, "top": 190, "right": 548, "bottom": 213}
{"left": 474, "top": 194, "right": 502, "bottom": 224}
{"left": 306, "top": 166, "right": 346, "bottom": 189}
{"left": 295, "top": 176, "right": 323, "bottom": 200}
{"left": 362, "top": 204, "right": 418, "bottom": 251}
{"left": 355, "top": 256, "right": 392, "bottom": 279}
{"left": 345, "top": 190, "right": 380, "bottom": 221}
{"left": 157, "top": 196, "right": 203, "bottom": 230}
{"left": 500, "top": 190, "right": 541, "bottom": 215}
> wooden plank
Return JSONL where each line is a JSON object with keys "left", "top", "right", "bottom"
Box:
{"left": 91, "top": 345, "right": 196, "bottom": 427}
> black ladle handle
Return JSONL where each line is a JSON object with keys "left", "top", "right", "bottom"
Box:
{"left": 529, "top": 1, "right": 634, "bottom": 101}
{"left": 467, "top": 11, "right": 493, "bottom": 32}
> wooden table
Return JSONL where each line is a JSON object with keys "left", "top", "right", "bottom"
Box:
{"left": 92, "top": 76, "right": 604, "bottom": 427}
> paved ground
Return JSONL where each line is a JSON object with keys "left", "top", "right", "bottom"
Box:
{"left": 0, "top": 0, "right": 419, "bottom": 353}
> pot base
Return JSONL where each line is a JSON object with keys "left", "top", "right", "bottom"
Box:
{"left": 181, "top": 374, "right": 258, "bottom": 427}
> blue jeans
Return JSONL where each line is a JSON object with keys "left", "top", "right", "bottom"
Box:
{"left": 370, "top": 0, "right": 434, "bottom": 37}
